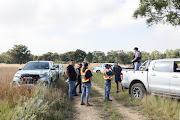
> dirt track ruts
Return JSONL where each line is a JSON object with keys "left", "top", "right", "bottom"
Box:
{"left": 73, "top": 83, "right": 148, "bottom": 120}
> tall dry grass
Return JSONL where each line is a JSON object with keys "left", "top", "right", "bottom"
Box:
{"left": 0, "top": 67, "right": 73, "bottom": 120}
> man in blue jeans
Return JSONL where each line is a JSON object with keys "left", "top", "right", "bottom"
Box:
{"left": 66, "top": 60, "right": 78, "bottom": 100}
{"left": 132, "top": 47, "right": 142, "bottom": 70}
{"left": 103, "top": 64, "right": 114, "bottom": 101}
{"left": 81, "top": 63, "right": 93, "bottom": 106}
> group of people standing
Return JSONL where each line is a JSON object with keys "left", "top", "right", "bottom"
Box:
{"left": 65, "top": 47, "right": 142, "bottom": 106}
{"left": 66, "top": 60, "right": 93, "bottom": 106}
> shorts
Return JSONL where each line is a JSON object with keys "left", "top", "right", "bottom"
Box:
{"left": 115, "top": 76, "right": 121, "bottom": 83}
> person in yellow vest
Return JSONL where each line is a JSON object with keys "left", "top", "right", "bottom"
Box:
{"left": 81, "top": 63, "right": 93, "bottom": 106}
{"left": 103, "top": 64, "right": 114, "bottom": 101}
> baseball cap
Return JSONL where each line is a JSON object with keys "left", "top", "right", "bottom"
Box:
{"left": 84, "top": 63, "right": 88, "bottom": 67}
{"left": 114, "top": 61, "right": 118, "bottom": 63}
{"left": 79, "top": 63, "right": 83, "bottom": 66}
{"left": 105, "top": 64, "right": 109, "bottom": 68}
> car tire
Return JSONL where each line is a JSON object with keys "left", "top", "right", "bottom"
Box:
{"left": 96, "top": 70, "right": 101, "bottom": 73}
{"left": 130, "top": 83, "right": 146, "bottom": 99}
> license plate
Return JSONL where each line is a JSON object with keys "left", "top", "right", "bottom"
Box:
{"left": 23, "top": 84, "right": 35, "bottom": 87}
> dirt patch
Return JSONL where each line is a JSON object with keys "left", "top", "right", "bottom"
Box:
{"left": 73, "top": 92, "right": 103, "bottom": 120}
{"left": 92, "top": 83, "right": 149, "bottom": 120}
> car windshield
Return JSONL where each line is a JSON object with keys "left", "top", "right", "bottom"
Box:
{"left": 55, "top": 65, "right": 59, "bottom": 68}
{"left": 24, "top": 62, "right": 49, "bottom": 70}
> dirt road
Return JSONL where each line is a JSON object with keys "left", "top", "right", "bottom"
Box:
{"left": 73, "top": 83, "right": 148, "bottom": 120}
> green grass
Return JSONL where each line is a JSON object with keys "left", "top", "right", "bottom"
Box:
{"left": 92, "top": 73, "right": 180, "bottom": 120}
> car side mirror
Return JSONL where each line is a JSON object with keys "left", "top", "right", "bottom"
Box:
{"left": 18, "top": 67, "right": 23, "bottom": 70}
{"left": 51, "top": 67, "right": 56, "bottom": 70}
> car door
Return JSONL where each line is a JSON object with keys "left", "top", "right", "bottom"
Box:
{"left": 148, "top": 61, "right": 170, "bottom": 93}
{"left": 170, "top": 61, "right": 180, "bottom": 95}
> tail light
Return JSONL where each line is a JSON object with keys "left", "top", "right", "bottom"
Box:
{"left": 121, "top": 73, "right": 123, "bottom": 80}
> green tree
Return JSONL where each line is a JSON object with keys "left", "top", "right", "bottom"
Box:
{"left": 133, "top": 0, "right": 180, "bottom": 26}
{"left": 59, "top": 51, "right": 74, "bottom": 62}
{"left": 7, "top": 45, "right": 31, "bottom": 64}
{"left": 51, "top": 52, "right": 59, "bottom": 62}
{"left": 70, "top": 49, "right": 86, "bottom": 63}
{"left": 150, "top": 50, "right": 165, "bottom": 59}
{"left": 92, "top": 51, "right": 106, "bottom": 63}
{"left": 85, "top": 52, "right": 93, "bottom": 63}
{"left": 41, "top": 52, "right": 53, "bottom": 61}
{"left": 165, "top": 49, "right": 180, "bottom": 58}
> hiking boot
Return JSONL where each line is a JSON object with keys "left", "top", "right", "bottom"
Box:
{"left": 86, "top": 103, "right": 92, "bottom": 106}
{"left": 81, "top": 102, "right": 85, "bottom": 105}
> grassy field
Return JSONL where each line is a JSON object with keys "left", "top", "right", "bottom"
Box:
{"left": 92, "top": 73, "right": 180, "bottom": 120}
{"left": 0, "top": 66, "right": 74, "bottom": 120}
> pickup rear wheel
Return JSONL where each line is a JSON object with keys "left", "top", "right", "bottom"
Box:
{"left": 130, "top": 83, "right": 146, "bottom": 99}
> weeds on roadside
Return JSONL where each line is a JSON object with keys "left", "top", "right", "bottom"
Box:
{"left": 0, "top": 67, "right": 74, "bottom": 120}
{"left": 93, "top": 73, "right": 180, "bottom": 120}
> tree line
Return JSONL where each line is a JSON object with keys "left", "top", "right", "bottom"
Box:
{"left": 0, "top": 45, "right": 179, "bottom": 64}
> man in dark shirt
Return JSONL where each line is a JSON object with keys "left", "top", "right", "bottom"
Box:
{"left": 75, "top": 64, "right": 82, "bottom": 93}
{"left": 66, "top": 60, "right": 78, "bottom": 100}
{"left": 113, "top": 61, "right": 123, "bottom": 93}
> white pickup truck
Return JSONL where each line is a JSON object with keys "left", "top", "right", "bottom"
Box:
{"left": 121, "top": 59, "right": 180, "bottom": 98}
{"left": 93, "top": 63, "right": 127, "bottom": 73}
{"left": 13, "top": 61, "right": 58, "bottom": 86}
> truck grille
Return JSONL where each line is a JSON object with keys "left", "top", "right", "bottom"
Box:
{"left": 20, "top": 74, "right": 40, "bottom": 84}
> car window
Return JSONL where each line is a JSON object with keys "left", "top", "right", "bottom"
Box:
{"left": 24, "top": 62, "right": 49, "bottom": 70}
{"left": 153, "top": 61, "right": 170, "bottom": 72}
{"left": 174, "top": 61, "right": 180, "bottom": 72}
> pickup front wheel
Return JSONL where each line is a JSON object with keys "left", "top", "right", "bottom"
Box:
{"left": 130, "top": 83, "right": 146, "bottom": 99}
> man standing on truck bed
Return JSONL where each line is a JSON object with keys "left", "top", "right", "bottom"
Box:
{"left": 113, "top": 61, "right": 123, "bottom": 93}
{"left": 131, "top": 47, "right": 142, "bottom": 70}
{"left": 103, "top": 64, "right": 114, "bottom": 101}
{"left": 66, "top": 60, "right": 78, "bottom": 100}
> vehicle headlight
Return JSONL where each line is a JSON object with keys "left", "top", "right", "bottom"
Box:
{"left": 14, "top": 74, "right": 21, "bottom": 78}
{"left": 40, "top": 73, "right": 49, "bottom": 78}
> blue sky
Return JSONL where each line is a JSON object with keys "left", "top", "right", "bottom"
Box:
{"left": 0, "top": 0, "right": 179, "bottom": 55}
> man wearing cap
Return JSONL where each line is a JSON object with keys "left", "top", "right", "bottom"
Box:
{"left": 113, "top": 61, "right": 123, "bottom": 93}
{"left": 75, "top": 63, "right": 83, "bottom": 93}
{"left": 132, "top": 47, "right": 142, "bottom": 70}
{"left": 103, "top": 64, "right": 114, "bottom": 101}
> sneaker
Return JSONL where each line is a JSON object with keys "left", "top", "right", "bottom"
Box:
{"left": 74, "top": 94, "right": 79, "bottom": 96}
{"left": 69, "top": 98, "right": 74, "bottom": 101}
{"left": 81, "top": 102, "right": 85, "bottom": 105}
{"left": 105, "top": 99, "right": 112, "bottom": 101}
{"left": 79, "top": 91, "right": 82, "bottom": 93}
{"left": 86, "top": 103, "right": 92, "bottom": 106}
{"left": 116, "top": 91, "right": 119, "bottom": 93}
{"left": 107, "top": 99, "right": 112, "bottom": 101}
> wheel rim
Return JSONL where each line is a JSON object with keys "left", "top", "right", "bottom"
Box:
{"left": 132, "top": 87, "right": 142, "bottom": 98}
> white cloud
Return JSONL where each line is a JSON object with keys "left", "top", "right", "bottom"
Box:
{"left": 154, "top": 24, "right": 180, "bottom": 41}
{"left": 0, "top": 0, "right": 178, "bottom": 55}
{"left": 97, "top": 0, "right": 144, "bottom": 28}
